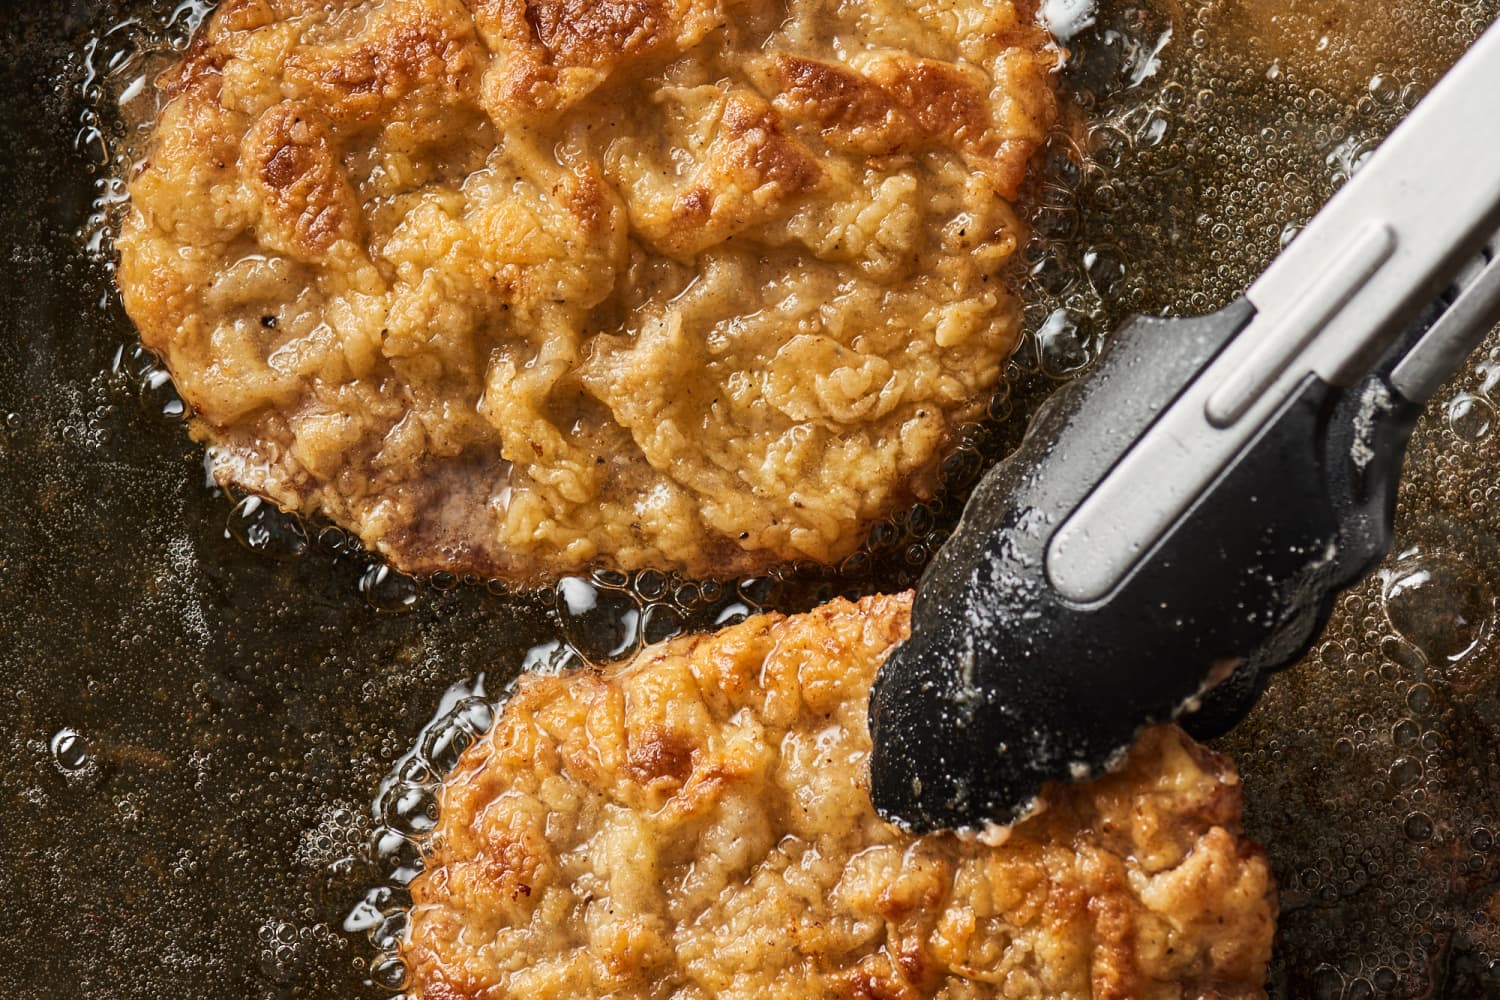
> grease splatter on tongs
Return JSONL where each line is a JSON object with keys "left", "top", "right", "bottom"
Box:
{"left": 869, "top": 19, "right": 1500, "bottom": 833}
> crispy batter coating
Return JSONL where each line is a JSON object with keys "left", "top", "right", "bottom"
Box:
{"left": 115, "top": 0, "right": 1057, "bottom": 580}
{"left": 404, "top": 594, "right": 1277, "bottom": 999}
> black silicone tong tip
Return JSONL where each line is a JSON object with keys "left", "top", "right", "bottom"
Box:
{"left": 867, "top": 300, "right": 1423, "bottom": 833}
{"left": 868, "top": 22, "right": 1500, "bottom": 834}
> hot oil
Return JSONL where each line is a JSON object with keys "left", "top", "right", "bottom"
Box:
{"left": 6, "top": 0, "right": 1497, "bottom": 996}
{"left": 1145, "top": 4, "right": 1500, "bottom": 998}
{"left": 1225, "top": 354, "right": 1500, "bottom": 995}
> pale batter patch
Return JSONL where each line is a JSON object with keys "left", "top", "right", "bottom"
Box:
{"left": 116, "top": 0, "right": 1057, "bottom": 580}
{"left": 404, "top": 593, "right": 1278, "bottom": 999}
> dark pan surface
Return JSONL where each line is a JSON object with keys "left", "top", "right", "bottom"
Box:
{"left": 2, "top": 1, "right": 1500, "bottom": 997}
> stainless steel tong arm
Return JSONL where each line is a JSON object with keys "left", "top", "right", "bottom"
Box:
{"left": 1048, "top": 20, "right": 1500, "bottom": 605}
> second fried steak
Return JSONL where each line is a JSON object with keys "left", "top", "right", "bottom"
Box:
{"left": 404, "top": 594, "right": 1278, "bottom": 999}
{"left": 117, "top": 0, "right": 1057, "bottom": 580}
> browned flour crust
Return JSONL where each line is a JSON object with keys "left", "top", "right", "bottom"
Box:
{"left": 116, "top": 0, "right": 1057, "bottom": 581}
{"left": 404, "top": 594, "right": 1278, "bottom": 998}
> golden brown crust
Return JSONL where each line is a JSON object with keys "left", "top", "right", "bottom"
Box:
{"left": 765, "top": 54, "right": 918, "bottom": 154}
{"left": 117, "top": 0, "right": 1058, "bottom": 581}
{"left": 241, "top": 104, "right": 361, "bottom": 259}
{"left": 637, "top": 90, "right": 826, "bottom": 257}
{"left": 762, "top": 53, "right": 1010, "bottom": 176}
{"left": 472, "top": 0, "right": 742, "bottom": 119}
{"left": 280, "top": 0, "right": 483, "bottom": 123}
{"left": 404, "top": 595, "right": 1278, "bottom": 998}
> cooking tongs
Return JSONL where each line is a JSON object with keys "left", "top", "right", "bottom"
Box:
{"left": 868, "top": 20, "right": 1500, "bottom": 833}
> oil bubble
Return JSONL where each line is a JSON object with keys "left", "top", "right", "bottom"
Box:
{"left": 519, "top": 639, "right": 582, "bottom": 675}
{"left": 555, "top": 576, "right": 640, "bottom": 665}
{"left": 940, "top": 445, "right": 984, "bottom": 491}
{"left": 369, "top": 955, "right": 408, "bottom": 991}
{"left": 359, "top": 564, "right": 420, "bottom": 613}
{"left": 316, "top": 525, "right": 357, "bottom": 557}
{"left": 1389, "top": 756, "right": 1423, "bottom": 789}
{"left": 419, "top": 701, "right": 490, "bottom": 776}
{"left": 1034, "top": 308, "right": 1095, "bottom": 377}
{"left": 1382, "top": 553, "right": 1493, "bottom": 663}
{"left": 839, "top": 550, "right": 873, "bottom": 578}
{"left": 1310, "top": 965, "right": 1343, "bottom": 1000}
{"left": 1446, "top": 392, "right": 1496, "bottom": 442}
{"left": 674, "top": 582, "right": 702, "bottom": 610}
{"left": 1378, "top": 634, "right": 1426, "bottom": 673}
{"left": 737, "top": 577, "right": 781, "bottom": 609}
{"left": 633, "top": 569, "right": 669, "bottom": 602}
{"left": 139, "top": 367, "right": 188, "bottom": 420}
{"left": 373, "top": 831, "right": 422, "bottom": 889}
{"left": 1083, "top": 246, "right": 1127, "bottom": 293}
{"left": 226, "top": 496, "right": 309, "bottom": 561}
{"left": 642, "top": 603, "right": 685, "bottom": 645}
{"left": 1402, "top": 811, "right": 1434, "bottom": 841}
{"left": 1028, "top": 252, "right": 1075, "bottom": 295}
{"left": 714, "top": 602, "right": 753, "bottom": 627}
{"left": 1368, "top": 74, "right": 1400, "bottom": 104}
{"left": 294, "top": 805, "right": 365, "bottom": 874}
{"left": 344, "top": 886, "right": 397, "bottom": 934}
{"left": 50, "top": 727, "right": 89, "bottom": 772}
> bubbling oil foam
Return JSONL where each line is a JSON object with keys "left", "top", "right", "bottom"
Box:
{"left": 1226, "top": 336, "right": 1500, "bottom": 997}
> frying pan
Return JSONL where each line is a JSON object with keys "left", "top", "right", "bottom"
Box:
{"left": 2, "top": 1, "right": 1499, "bottom": 997}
